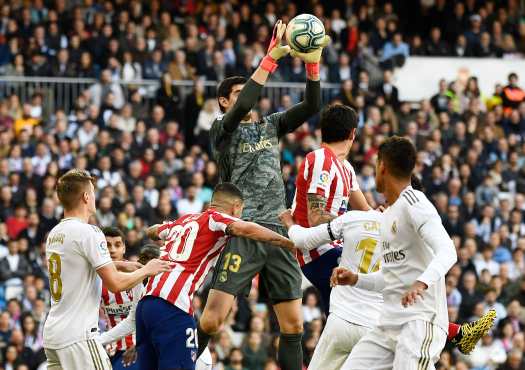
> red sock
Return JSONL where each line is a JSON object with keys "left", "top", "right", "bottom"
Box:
{"left": 448, "top": 322, "right": 461, "bottom": 340}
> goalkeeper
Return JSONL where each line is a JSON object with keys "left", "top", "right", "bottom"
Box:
{"left": 196, "top": 20, "right": 329, "bottom": 370}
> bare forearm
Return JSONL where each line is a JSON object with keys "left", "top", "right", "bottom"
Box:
{"left": 108, "top": 270, "right": 149, "bottom": 293}
{"left": 229, "top": 221, "right": 294, "bottom": 249}
{"left": 349, "top": 190, "right": 371, "bottom": 211}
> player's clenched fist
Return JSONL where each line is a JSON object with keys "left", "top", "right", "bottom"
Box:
{"left": 401, "top": 281, "right": 428, "bottom": 307}
{"left": 278, "top": 209, "right": 295, "bottom": 229}
{"left": 143, "top": 258, "right": 173, "bottom": 276}
{"left": 330, "top": 267, "right": 358, "bottom": 287}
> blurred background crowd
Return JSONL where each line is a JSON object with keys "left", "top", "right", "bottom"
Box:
{"left": 1, "top": 0, "right": 525, "bottom": 370}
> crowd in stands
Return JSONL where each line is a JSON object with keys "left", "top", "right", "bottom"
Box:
{"left": 0, "top": 0, "right": 525, "bottom": 370}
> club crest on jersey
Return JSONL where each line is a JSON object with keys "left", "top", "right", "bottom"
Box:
{"left": 318, "top": 171, "right": 330, "bottom": 188}
{"left": 391, "top": 221, "right": 397, "bottom": 234}
{"left": 191, "top": 350, "right": 197, "bottom": 362}
{"left": 219, "top": 271, "right": 228, "bottom": 283}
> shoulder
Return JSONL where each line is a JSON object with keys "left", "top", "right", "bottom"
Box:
{"left": 399, "top": 188, "right": 439, "bottom": 218}
{"left": 340, "top": 210, "right": 383, "bottom": 225}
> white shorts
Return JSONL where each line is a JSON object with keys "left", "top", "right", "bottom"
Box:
{"left": 308, "top": 314, "right": 371, "bottom": 370}
{"left": 342, "top": 320, "right": 447, "bottom": 370}
{"left": 45, "top": 339, "right": 112, "bottom": 370}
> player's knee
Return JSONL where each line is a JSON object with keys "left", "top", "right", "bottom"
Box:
{"left": 280, "top": 317, "right": 304, "bottom": 334}
{"left": 199, "top": 312, "right": 223, "bottom": 334}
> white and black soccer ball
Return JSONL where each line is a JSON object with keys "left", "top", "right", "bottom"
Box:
{"left": 285, "top": 14, "right": 326, "bottom": 53}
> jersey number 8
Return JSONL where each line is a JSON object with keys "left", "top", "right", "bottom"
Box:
{"left": 48, "top": 253, "right": 63, "bottom": 302}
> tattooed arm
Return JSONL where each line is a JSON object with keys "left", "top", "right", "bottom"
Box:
{"left": 226, "top": 221, "right": 295, "bottom": 251}
{"left": 307, "top": 194, "right": 336, "bottom": 226}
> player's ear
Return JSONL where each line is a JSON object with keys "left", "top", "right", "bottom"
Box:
{"left": 349, "top": 128, "right": 356, "bottom": 141}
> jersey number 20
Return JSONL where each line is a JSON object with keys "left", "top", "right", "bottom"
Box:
{"left": 48, "top": 253, "right": 63, "bottom": 302}
{"left": 166, "top": 221, "right": 200, "bottom": 262}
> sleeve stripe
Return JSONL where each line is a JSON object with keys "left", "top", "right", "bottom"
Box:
{"left": 402, "top": 193, "right": 415, "bottom": 206}
{"left": 404, "top": 191, "right": 419, "bottom": 204}
{"left": 407, "top": 189, "right": 420, "bottom": 202}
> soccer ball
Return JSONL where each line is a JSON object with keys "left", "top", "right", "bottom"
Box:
{"left": 285, "top": 14, "right": 326, "bottom": 53}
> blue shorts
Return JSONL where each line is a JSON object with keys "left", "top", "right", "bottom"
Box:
{"left": 110, "top": 350, "right": 140, "bottom": 370}
{"left": 301, "top": 246, "right": 342, "bottom": 315}
{"left": 136, "top": 296, "right": 197, "bottom": 370}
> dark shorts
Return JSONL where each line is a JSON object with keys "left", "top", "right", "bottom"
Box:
{"left": 301, "top": 246, "right": 342, "bottom": 315}
{"left": 110, "top": 350, "right": 140, "bottom": 370}
{"left": 211, "top": 223, "right": 302, "bottom": 302}
{"left": 136, "top": 296, "right": 197, "bottom": 370}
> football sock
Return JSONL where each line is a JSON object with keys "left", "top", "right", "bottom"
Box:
{"left": 196, "top": 323, "right": 211, "bottom": 358}
{"left": 278, "top": 332, "right": 303, "bottom": 370}
{"left": 448, "top": 322, "right": 461, "bottom": 340}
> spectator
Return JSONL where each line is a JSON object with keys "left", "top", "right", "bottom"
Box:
{"left": 226, "top": 348, "right": 248, "bottom": 370}
{"left": 380, "top": 32, "right": 409, "bottom": 69}
{"left": 87, "top": 69, "right": 125, "bottom": 110}
{"left": 176, "top": 186, "right": 204, "bottom": 216}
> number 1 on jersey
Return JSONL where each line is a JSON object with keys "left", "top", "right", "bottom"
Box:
{"left": 355, "top": 238, "right": 380, "bottom": 274}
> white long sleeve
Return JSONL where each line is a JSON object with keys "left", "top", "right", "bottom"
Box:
{"left": 287, "top": 224, "right": 333, "bottom": 251}
{"left": 417, "top": 218, "right": 458, "bottom": 286}
{"left": 415, "top": 218, "right": 457, "bottom": 288}
{"left": 355, "top": 271, "right": 386, "bottom": 292}
{"left": 98, "top": 284, "right": 143, "bottom": 346}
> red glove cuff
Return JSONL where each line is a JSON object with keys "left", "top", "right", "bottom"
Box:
{"left": 261, "top": 55, "right": 278, "bottom": 73}
{"left": 306, "top": 63, "right": 320, "bottom": 77}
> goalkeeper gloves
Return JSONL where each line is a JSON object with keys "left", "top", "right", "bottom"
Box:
{"left": 261, "top": 20, "right": 291, "bottom": 73}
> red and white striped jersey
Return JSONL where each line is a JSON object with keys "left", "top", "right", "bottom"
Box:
{"left": 292, "top": 146, "right": 359, "bottom": 266}
{"left": 144, "top": 208, "right": 238, "bottom": 314}
{"left": 101, "top": 287, "right": 135, "bottom": 352}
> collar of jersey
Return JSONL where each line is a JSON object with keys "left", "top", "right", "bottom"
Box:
{"left": 60, "top": 217, "right": 85, "bottom": 223}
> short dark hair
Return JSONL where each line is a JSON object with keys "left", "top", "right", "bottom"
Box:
{"left": 138, "top": 244, "right": 161, "bottom": 265}
{"left": 217, "top": 76, "right": 247, "bottom": 112}
{"left": 410, "top": 175, "right": 423, "bottom": 191}
{"left": 102, "top": 226, "right": 125, "bottom": 240}
{"left": 212, "top": 182, "right": 244, "bottom": 202}
{"left": 56, "top": 169, "right": 95, "bottom": 210}
{"left": 320, "top": 104, "right": 358, "bottom": 143}
{"left": 378, "top": 136, "right": 416, "bottom": 179}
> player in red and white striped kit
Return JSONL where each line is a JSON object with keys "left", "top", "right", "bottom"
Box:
{"left": 137, "top": 183, "right": 294, "bottom": 370}
{"left": 291, "top": 104, "right": 370, "bottom": 313}
{"left": 99, "top": 227, "right": 141, "bottom": 370}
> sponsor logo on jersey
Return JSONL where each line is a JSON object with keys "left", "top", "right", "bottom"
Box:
{"left": 383, "top": 249, "right": 406, "bottom": 264}
{"left": 104, "top": 302, "right": 133, "bottom": 316}
{"left": 238, "top": 136, "right": 275, "bottom": 153}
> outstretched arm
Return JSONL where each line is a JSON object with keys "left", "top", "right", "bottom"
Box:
{"left": 277, "top": 37, "right": 330, "bottom": 136}
{"left": 222, "top": 20, "right": 290, "bottom": 133}
{"left": 226, "top": 220, "right": 294, "bottom": 251}
{"left": 279, "top": 209, "right": 335, "bottom": 251}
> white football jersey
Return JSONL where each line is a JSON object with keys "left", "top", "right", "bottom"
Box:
{"left": 328, "top": 210, "right": 383, "bottom": 328}
{"left": 379, "top": 186, "right": 449, "bottom": 332}
{"left": 43, "top": 217, "right": 112, "bottom": 349}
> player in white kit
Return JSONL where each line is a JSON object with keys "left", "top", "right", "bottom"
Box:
{"left": 331, "top": 136, "right": 458, "bottom": 370}
{"left": 43, "top": 169, "right": 172, "bottom": 370}
{"left": 280, "top": 208, "right": 382, "bottom": 370}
